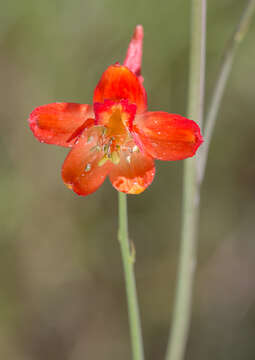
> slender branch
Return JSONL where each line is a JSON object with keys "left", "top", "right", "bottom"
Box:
{"left": 197, "top": 0, "right": 255, "bottom": 184}
{"left": 118, "top": 192, "right": 144, "bottom": 360}
{"left": 165, "top": 1, "right": 207, "bottom": 360}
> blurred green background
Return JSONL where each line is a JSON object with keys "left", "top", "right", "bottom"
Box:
{"left": 1, "top": 0, "right": 255, "bottom": 359}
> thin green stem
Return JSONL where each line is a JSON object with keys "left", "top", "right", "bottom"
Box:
{"left": 165, "top": 1, "right": 207, "bottom": 360}
{"left": 198, "top": 0, "right": 255, "bottom": 184}
{"left": 118, "top": 192, "right": 144, "bottom": 360}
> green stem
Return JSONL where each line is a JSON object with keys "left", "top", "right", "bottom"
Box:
{"left": 165, "top": 1, "right": 207, "bottom": 360}
{"left": 198, "top": 0, "right": 255, "bottom": 184}
{"left": 118, "top": 192, "right": 144, "bottom": 360}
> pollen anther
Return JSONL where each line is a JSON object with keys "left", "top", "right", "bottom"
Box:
{"left": 111, "top": 151, "right": 120, "bottom": 165}
{"left": 87, "top": 136, "right": 93, "bottom": 143}
{"left": 98, "top": 156, "right": 108, "bottom": 167}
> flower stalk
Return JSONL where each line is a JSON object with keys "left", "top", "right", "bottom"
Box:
{"left": 118, "top": 192, "right": 144, "bottom": 360}
{"left": 166, "top": 1, "right": 255, "bottom": 359}
{"left": 198, "top": 0, "right": 255, "bottom": 184}
{"left": 165, "top": 1, "right": 207, "bottom": 360}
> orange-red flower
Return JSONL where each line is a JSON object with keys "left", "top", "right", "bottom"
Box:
{"left": 29, "top": 25, "right": 203, "bottom": 196}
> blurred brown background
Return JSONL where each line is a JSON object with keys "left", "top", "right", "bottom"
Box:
{"left": 1, "top": 0, "right": 255, "bottom": 359}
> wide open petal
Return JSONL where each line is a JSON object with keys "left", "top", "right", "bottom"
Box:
{"left": 123, "top": 25, "right": 143, "bottom": 79}
{"left": 109, "top": 148, "right": 155, "bottom": 194}
{"left": 93, "top": 64, "right": 147, "bottom": 113}
{"left": 62, "top": 127, "right": 112, "bottom": 196}
{"left": 132, "top": 112, "right": 203, "bottom": 161}
{"left": 29, "top": 103, "right": 94, "bottom": 147}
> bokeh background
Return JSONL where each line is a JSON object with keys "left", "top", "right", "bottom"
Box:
{"left": 1, "top": 0, "right": 255, "bottom": 359}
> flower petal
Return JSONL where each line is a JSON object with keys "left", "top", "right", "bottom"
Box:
{"left": 132, "top": 112, "right": 203, "bottom": 160}
{"left": 123, "top": 25, "right": 143, "bottom": 80}
{"left": 29, "top": 103, "right": 94, "bottom": 147}
{"left": 109, "top": 148, "right": 155, "bottom": 194}
{"left": 62, "top": 127, "right": 112, "bottom": 196}
{"left": 93, "top": 64, "right": 147, "bottom": 113}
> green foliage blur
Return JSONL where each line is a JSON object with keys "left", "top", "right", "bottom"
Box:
{"left": 0, "top": 0, "right": 255, "bottom": 359}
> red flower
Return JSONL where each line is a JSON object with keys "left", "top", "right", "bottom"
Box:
{"left": 29, "top": 25, "right": 203, "bottom": 196}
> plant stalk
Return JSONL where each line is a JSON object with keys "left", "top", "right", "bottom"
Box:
{"left": 118, "top": 192, "right": 144, "bottom": 360}
{"left": 198, "top": 0, "right": 255, "bottom": 184}
{"left": 165, "top": 1, "right": 207, "bottom": 360}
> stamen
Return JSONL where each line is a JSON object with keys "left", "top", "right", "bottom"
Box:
{"left": 101, "top": 127, "right": 107, "bottom": 135}
{"left": 90, "top": 145, "right": 101, "bottom": 152}
{"left": 87, "top": 136, "right": 93, "bottom": 144}
{"left": 85, "top": 163, "right": 91, "bottom": 172}
{"left": 111, "top": 151, "right": 120, "bottom": 165}
{"left": 103, "top": 142, "right": 111, "bottom": 155}
{"left": 98, "top": 156, "right": 108, "bottom": 167}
